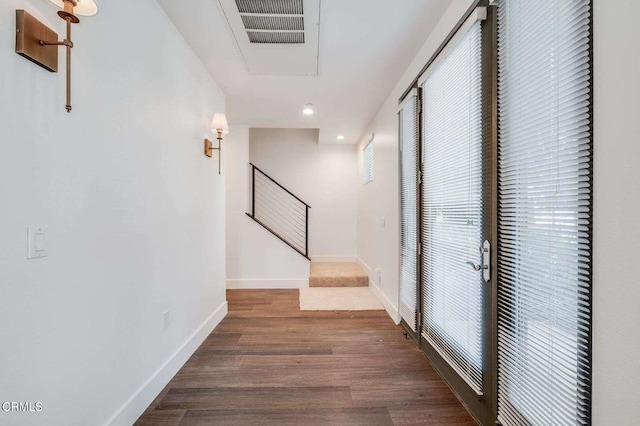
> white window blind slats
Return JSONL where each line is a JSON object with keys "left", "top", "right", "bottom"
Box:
{"left": 363, "top": 137, "right": 374, "bottom": 184}
{"left": 399, "top": 90, "right": 420, "bottom": 332}
{"left": 497, "top": 0, "right": 592, "bottom": 424}
{"left": 420, "top": 18, "right": 485, "bottom": 395}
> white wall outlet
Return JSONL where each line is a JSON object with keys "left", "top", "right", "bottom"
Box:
{"left": 27, "top": 226, "right": 48, "bottom": 259}
{"left": 375, "top": 267, "right": 382, "bottom": 285}
{"left": 380, "top": 217, "right": 386, "bottom": 228}
{"left": 163, "top": 310, "right": 171, "bottom": 329}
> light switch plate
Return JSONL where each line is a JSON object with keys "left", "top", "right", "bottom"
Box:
{"left": 27, "top": 226, "right": 48, "bottom": 259}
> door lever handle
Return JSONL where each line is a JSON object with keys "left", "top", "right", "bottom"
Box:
{"left": 470, "top": 240, "right": 491, "bottom": 282}
{"left": 466, "top": 261, "right": 488, "bottom": 271}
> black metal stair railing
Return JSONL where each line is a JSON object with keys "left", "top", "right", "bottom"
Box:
{"left": 246, "top": 163, "right": 310, "bottom": 260}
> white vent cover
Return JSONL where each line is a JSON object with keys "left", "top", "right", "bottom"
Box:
{"left": 236, "top": 0, "right": 303, "bottom": 14}
{"left": 247, "top": 32, "right": 304, "bottom": 44}
{"left": 219, "top": 0, "right": 320, "bottom": 75}
{"left": 236, "top": 0, "right": 305, "bottom": 44}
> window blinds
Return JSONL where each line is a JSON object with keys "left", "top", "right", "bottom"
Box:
{"left": 363, "top": 137, "right": 374, "bottom": 184}
{"left": 399, "top": 90, "right": 420, "bottom": 332}
{"left": 496, "top": 0, "right": 592, "bottom": 424}
{"left": 420, "top": 15, "right": 485, "bottom": 395}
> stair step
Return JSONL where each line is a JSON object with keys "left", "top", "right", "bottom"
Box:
{"left": 309, "top": 263, "right": 369, "bottom": 287}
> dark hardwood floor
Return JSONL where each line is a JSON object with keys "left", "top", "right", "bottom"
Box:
{"left": 135, "top": 289, "right": 477, "bottom": 425}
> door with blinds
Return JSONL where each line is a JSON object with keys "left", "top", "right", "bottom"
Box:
{"left": 418, "top": 7, "right": 494, "bottom": 422}
{"left": 398, "top": 89, "right": 420, "bottom": 336}
{"left": 495, "top": 0, "right": 593, "bottom": 424}
{"left": 397, "top": 0, "right": 592, "bottom": 423}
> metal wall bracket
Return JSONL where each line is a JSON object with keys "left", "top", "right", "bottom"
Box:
{"left": 204, "top": 138, "right": 214, "bottom": 158}
{"left": 15, "top": 10, "right": 59, "bottom": 72}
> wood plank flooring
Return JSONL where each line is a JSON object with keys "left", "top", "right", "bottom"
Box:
{"left": 135, "top": 290, "right": 477, "bottom": 426}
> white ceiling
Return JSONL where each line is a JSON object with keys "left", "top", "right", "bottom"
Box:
{"left": 156, "top": 0, "right": 451, "bottom": 144}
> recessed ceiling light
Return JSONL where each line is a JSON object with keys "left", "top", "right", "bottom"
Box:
{"left": 336, "top": 135, "right": 345, "bottom": 140}
{"left": 303, "top": 103, "right": 314, "bottom": 115}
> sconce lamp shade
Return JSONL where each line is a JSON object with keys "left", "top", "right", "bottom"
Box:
{"left": 49, "top": 0, "right": 99, "bottom": 16}
{"left": 211, "top": 113, "right": 229, "bottom": 135}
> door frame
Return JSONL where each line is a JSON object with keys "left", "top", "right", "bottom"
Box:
{"left": 398, "top": 84, "right": 423, "bottom": 347}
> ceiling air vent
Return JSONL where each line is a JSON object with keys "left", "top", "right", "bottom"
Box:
{"left": 235, "top": 0, "right": 305, "bottom": 44}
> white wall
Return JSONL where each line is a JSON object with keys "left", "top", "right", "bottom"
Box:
{"left": 592, "top": 0, "right": 640, "bottom": 424}
{"left": 358, "top": 0, "right": 640, "bottom": 423}
{"left": 225, "top": 126, "right": 311, "bottom": 288}
{"left": 250, "top": 128, "right": 358, "bottom": 262}
{"left": 0, "top": 1, "right": 227, "bottom": 425}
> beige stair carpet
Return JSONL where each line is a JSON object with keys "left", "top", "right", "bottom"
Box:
{"left": 309, "top": 262, "right": 369, "bottom": 287}
{"left": 299, "top": 287, "right": 384, "bottom": 311}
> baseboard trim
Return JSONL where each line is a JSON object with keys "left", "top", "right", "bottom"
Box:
{"left": 226, "top": 279, "right": 309, "bottom": 289}
{"left": 370, "top": 280, "right": 401, "bottom": 325}
{"left": 105, "top": 301, "right": 228, "bottom": 426}
{"left": 356, "top": 257, "right": 372, "bottom": 275}
{"left": 310, "top": 256, "right": 358, "bottom": 263}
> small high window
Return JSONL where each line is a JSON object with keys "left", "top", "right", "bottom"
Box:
{"left": 363, "top": 136, "right": 374, "bottom": 184}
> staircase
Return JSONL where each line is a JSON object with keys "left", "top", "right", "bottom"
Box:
{"left": 245, "top": 164, "right": 368, "bottom": 290}
{"left": 246, "top": 163, "right": 311, "bottom": 260}
{"left": 309, "top": 262, "right": 369, "bottom": 287}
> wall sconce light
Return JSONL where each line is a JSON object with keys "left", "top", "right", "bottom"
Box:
{"left": 204, "top": 113, "right": 229, "bottom": 175}
{"left": 15, "top": 0, "right": 99, "bottom": 113}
